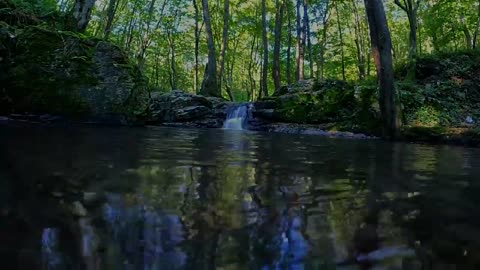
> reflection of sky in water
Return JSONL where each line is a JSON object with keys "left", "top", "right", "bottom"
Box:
{"left": 103, "top": 194, "right": 187, "bottom": 269}
{"left": 41, "top": 228, "right": 62, "bottom": 269}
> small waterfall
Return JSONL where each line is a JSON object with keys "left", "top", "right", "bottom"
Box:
{"left": 223, "top": 104, "right": 252, "bottom": 130}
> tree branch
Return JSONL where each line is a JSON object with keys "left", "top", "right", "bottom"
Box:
{"left": 394, "top": 0, "right": 407, "bottom": 12}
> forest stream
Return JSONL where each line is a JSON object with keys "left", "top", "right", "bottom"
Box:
{"left": 1, "top": 124, "right": 480, "bottom": 270}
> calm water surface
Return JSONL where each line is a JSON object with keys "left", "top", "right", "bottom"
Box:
{"left": 1, "top": 125, "right": 480, "bottom": 270}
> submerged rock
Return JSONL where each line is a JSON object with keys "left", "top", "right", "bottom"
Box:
{"left": 72, "top": 201, "right": 88, "bottom": 217}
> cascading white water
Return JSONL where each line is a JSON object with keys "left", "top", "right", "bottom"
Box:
{"left": 223, "top": 104, "right": 251, "bottom": 130}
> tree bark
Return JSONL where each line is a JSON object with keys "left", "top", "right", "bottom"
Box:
{"left": 273, "top": 0, "right": 284, "bottom": 91}
{"left": 193, "top": 0, "right": 200, "bottom": 93}
{"left": 335, "top": 1, "right": 346, "bottom": 81}
{"left": 394, "top": 0, "right": 421, "bottom": 78}
{"left": 248, "top": 36, "right": 258, "bottom": 101}
{"left": 352, "top": 0, "right": 366, "bottom": 80}
{"left": 304, "top": 0, "right": 313, "bottom": 79}
{"left": 218, "top": 0, "right": 230, "bottom": 99}
{"left": 317, "top": 0, "right": 330, "bottom": 80}
{"left": 260, "top": 0, "right": 269, "bottom": 98}
{"left": 286, "top": 1, "right": 293, "bottom": 84}
{"left": 462, "top": 22, "right": 473, "bottom": 49}
{"left": 103, "top": 0, "right": 120, "bottom": 39}
{"left": 72, "top": 0, "right": 96, "bottom": 32}
{"left": 200, "top": 0, "right": 220, "bottom": 97}
{"left": 136, "top": 0, "right": 158, "bottom": 71}
{"left": 364, "top": 0, "right": 398, "bottom": 138}
{"left": 166, "top": 29, "right": 177, "bottom": 90}
{"left": 295, "top": 0, "right": 304, "bottom": 81}
{"left": 474, "top": 0, "right": 480, "bottom": 49}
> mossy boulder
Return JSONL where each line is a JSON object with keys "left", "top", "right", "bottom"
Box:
{"left": 0, "top": 23, "right": 148, "bottom": 123}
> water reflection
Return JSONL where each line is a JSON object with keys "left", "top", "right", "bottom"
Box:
{"left": 1, "top": 125, "right": 480, "bottom": 269}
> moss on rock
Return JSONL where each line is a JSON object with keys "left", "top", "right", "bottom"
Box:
{"left": 1, "top": 21, "right": 148, "bottom": 122}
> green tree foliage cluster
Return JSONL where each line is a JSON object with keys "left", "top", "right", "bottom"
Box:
{"left": 43, "top": 0, "right": 477, "bottom": 100}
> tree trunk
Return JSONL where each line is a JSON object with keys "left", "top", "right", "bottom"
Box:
{"left": 335, "top": 1, "right": 346, "bottom": 81}
{"left": 200, "top": 0, "right": 220, "bottom": 97}
{"left": 286, "top": 1, "right": 293, "bottom": 84}
{"left": 136, "top": 0, "right": 158, "bottom": 71}
{"left": 474, "top": 0, "right": 480, "bottom": 49}
{"left": 273, "top": 0, "right": 284, "bottom": 91}
{"left": 72, "top": 0, "right": 96, "bottom": 32}
{"left": 226, "top": 35, "right": 239, "bottom": 102}
{"left": 463, "top": 23, "right": 473, "bottom": 49}
{"left": 303, "top": 0, "right": 313, "bottom": 79}
{"left": 317, "top": 1, "right": 330, "bottom": 80}
{"left": 193, "top": 0, "right": 200, "bottom": 94}
{"left": 103, "top": 0, "right": 119, "bottom": 39}
{"left": 260, "top": 0, "right": 269, "bottom": 98}
{"left": 364, "top": 0, "right": 398, "bottom": 139}
{"left": 218, "top": 0, "right": 230, "bottom": 98}
{"left": 352, "top": 0, "right": 366, "bottom": 80}
{"left": 248, "top": 36, "right": 257, "bottom": 101}
{"left": 394, "top": 0, "right": 420, "bottom": 78}
{"left": 167, "top": 30, "right": 177, "bottom": 90}
{"left": 295, "top": 0, "right": 304, "bottom": 81}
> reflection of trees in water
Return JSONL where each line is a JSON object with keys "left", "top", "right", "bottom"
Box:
{"left": 3, "top": 126, "right": 480, "bottom": 270}
{"left": 102, "top": 193, "right": 187, "bottom": 270}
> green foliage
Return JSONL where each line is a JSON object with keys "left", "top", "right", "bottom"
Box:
{"left": 9, "top": 0, "right": 57, "bottom": 16}
{"left": 396, "top": 51, "right": 480, "bottom": 127}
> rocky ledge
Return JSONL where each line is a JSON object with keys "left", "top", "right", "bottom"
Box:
{"left": 147, "top": 90, "right": 229, "bottom": 128}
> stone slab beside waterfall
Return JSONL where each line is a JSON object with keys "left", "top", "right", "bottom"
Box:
{"left": 148, "top": 90, "right": 227, "bottom": 128}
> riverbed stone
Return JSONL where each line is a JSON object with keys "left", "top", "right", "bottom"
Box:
{"left": 149, "top": 90, "right": 216, "bottom": 122}
{"left": 72, "top": 201, "right": 88, "bottom": 217}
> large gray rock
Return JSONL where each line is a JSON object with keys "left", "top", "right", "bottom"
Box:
{"left": 149, "top": 90, "right": 215, "bottom": 122}
{"left": 0, "top": 24, "right": 148, "bottom": 123}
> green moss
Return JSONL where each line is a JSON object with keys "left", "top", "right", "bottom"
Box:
{"left": 7, "top": 26, "right": 98, "bottom": 115}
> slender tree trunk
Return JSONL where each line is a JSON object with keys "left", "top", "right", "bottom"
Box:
{"left": 93, "top": 2, "right": 108, "bottom": 37}
{"left": 72, "top": 0, "right": 96, "bottom": 32}
{"left": 352, "top": 0, "right": 365, "bottom": 80}
{"left": 295, "top": 0, "right": 304, "bottom": 81}
{"left": 226, "top": 35, "right": 239, "bottom": 101}
{"left": 248, "top": 37, "right": 257, "bottom": 101}
{"left": 260, "top": 0, "right": 269, "bottom": 98}
{"left": 273, "top": 0, "right": 284, "bottom": 91}
{"left": 136, "top": 0, "right": 158, "bottom": 71}
{"left": 218, "top": 0, "right": 230, "bottom": 99}
{"left": 201, "top": 0, "right": 220, "bottom": 97}
{"left": 103, "top": 0, "right": 119, "bottom": 38}
{"left": 286, "top": 1, "right": 293, "bottom": 84}
{"left": 317, "top": 2, "right": 329, "bottom": 80}
{"left": 335, "top": 1, "right": 346, "bottom": 81}
{"left": 303, "top": 0, "right": 313, "bottom": 79}
{"left": 364, "top": 0, "right": 398, "bottom": 138}
{"left": 394, "top": 0, "right": 420, "bottom": 78}
{"left": 193, "top": 0, "right": 200, "bottom": 94}
{"left": 167, "top": 30, "right": 177, "bottom": 90}
{"left": 462, "top": 24, "right": 473, "bottom": 49}
{"left": 125, "top": 16, "right": 137, "bottom": 51}
{"left": 474, "top": 0, "right": 480, "bottom": 49}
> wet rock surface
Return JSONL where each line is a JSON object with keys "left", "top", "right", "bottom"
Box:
{"left": 148, "top": 90, "right": 227, "bottom": 128}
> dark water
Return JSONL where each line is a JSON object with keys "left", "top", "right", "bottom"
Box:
{"left": 1, "top": 125, "right": 480, "bottom": 270}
